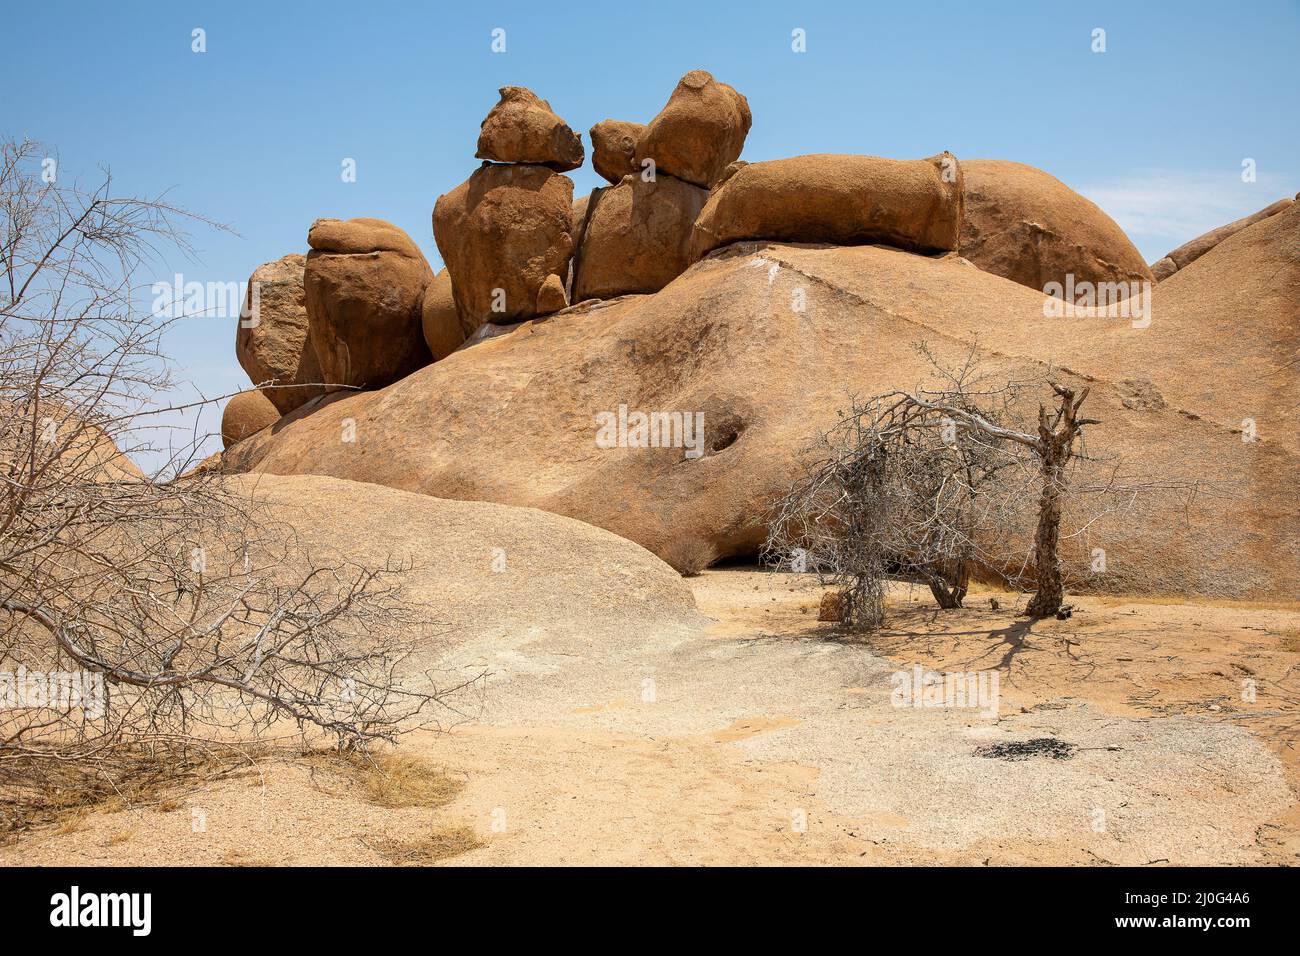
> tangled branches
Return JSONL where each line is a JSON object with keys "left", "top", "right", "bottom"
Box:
{"left": 765, "top": 348, "right": 1102, "bottom": 628}
{"left": 0, "top": 137, "right": 471, "bottom": 816}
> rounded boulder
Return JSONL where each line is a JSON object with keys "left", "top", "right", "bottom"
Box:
{"left": 235, "top": 254, "right": 325, "bottom": 414}
{"left": 635, "top": 70, "right": 751, "bottom": 189}
{"left": 304, "top": 217, "right": 433, "bottom": 390}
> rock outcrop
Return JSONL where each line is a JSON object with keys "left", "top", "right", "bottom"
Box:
{"left": 1150, "top": 196, "right": 1294, "bottom": 280}
{"left": 590, "top": 119, "right": 644, "bottom": 184}
{"left": 304, "top": 218, "right": 433, "bottom": 390}
{"left": 1133, "top": 200, "right": 1300, "bottom": 448}
{"left": 635, "top": 70, "right": 751, "bottom": 188}
{"left": 690, "top": 153, "right": 964, "bottom": 261}
{"left": 2, "top": 403, "right": 146, "bottom": 482}
{"left": 475, "top": 86, "right": 584, "bottom": 172}
{"left": 226, "top": 225, "right": 1300, "bottom": 600}
{"left": 221, "top": 389, "right": 279, "bottom": 449}
{"left": 433, "top": 163, "right": 574, "bottom": 324}
{"left": 572, "top": 173, "right": 708, "bottom": 300}
{"left": 958, "top": 160, "right": 1153, "bottom": 294}
{"left": 235, "top": 254, "right": 324, "bottom": 414}
{"left": 225, "top": 76, "right": 1299, "bottom": 601}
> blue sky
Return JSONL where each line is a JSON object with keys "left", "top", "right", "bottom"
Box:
{"left": 3, "top": 0, "right": 1297, "bottom": 464}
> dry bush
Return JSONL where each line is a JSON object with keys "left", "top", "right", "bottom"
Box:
{"left": 765, "top": 345, "right": 1197, "bottom": 628}
{"left": 0, "top": 742, "right": 266, "bottom": 842}
{"left": 0, "top": 136, "right": 477, "bottom": 829}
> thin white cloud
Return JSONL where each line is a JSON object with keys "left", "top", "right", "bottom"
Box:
{"left": 1079, "top": 169, "right": 1295, "bottom": 261}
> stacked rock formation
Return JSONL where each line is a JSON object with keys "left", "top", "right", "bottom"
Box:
{"left": 435, "top": 88, "right": 582, "bottom": 325}
{"left": 227, "top": 203, "right": 1300, "bottom": 600}
{"left": 219, "top": 71, "right": 1299, "bottom": 602}
{"left": 634, "top": 70, "right": 751, "bottom": 189}
{"left": 572, "top": 70, "right": 749, "bottom": 301}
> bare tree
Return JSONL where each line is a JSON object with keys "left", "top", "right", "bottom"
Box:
{"left": 0, "top": 137, "right": 471, "bottom": 820}
{"left": 765, "top": 349, "right": 1104, "bottom": 627}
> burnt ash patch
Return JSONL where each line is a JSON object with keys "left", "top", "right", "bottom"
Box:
{"left": 974, "top": 738, "right": 1077, "bottom": 761}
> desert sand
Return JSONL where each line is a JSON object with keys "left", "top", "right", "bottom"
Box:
{"left": 5, "top": 567, "right": 1294, "bottom": 867}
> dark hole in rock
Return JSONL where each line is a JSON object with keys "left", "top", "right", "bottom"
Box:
{"left": 706, "top": 416, "right": 745, "bottom": 455}
{"left": 973, "top": 738, "right": 1077, "bottom": 761}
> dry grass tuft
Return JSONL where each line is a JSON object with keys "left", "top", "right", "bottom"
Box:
{"left": 661, "top": 538, "right": 717, "bottom": 578}
{"left": 367, "top": 825, "right": 483, "bottom": 865}
{"left": 307, "top": 751, "right": 464, "bottom": 809}
{"left": 105, "top": 825, "right": 139, "bottom": 846}
{"left": 0, "top": 744, "right": 264, "bottom": 844}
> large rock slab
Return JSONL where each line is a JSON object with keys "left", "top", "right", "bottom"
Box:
{"left": 1150, "top": 196, "right": 1294, "bottom": 280}
{"left": 573, "top": 173, "right": 708, "bottom": 300}
{"left": 959, "top": 160, "right": 1152, "bottom": 294}
{"left": 236, "top": 254, "right": 325, "bottom": 414}
{"left": 304, "top": 218, "right": 433, "bottom": 390}
{"left": 227, "top": 232, "right": 1299, "bottom": 601}
{"left": 433, "top": 163, "right": 574, "bottom": 325}
{"left": 228, "top": 473, "right": 700, "bottom": 647}
{"left": 690, "top": 153, "right": 963, "bottom": 261}
{"left": 475, "top": 86, "right": 583, "bottom": 172}
{"left": 635, "top": 70, "right": 751, "bottom": 188}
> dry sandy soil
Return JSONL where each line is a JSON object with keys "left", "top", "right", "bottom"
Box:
{"left": 3, "top": 569, "right": 1296, "bottom": 866}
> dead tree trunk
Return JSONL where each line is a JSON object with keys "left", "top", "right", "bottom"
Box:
{"left": 924, "top": 559, "right": 970, "bottom": 609}
{"left": 1024, "top": 384, "right": 1097, "bottom": 618}
{"left": 1025, "top": 444, "right": 1067, "bottom": 616}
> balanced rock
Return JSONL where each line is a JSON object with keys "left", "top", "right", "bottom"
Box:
{"left": 1150, "top": 196, "right": 1294, "bottom": 280}
{"left": 433, "top": 163, "right": 574, "bottom": 325}
{"left": 636, "top": 70, "right": 751, "bottom": 188}
{"left": 475, "top": 87, "right": 583, "bottom": 172}
{"left": 235, "top": 254, "right": 324, "bottom": 415}
{"left": 690, "top": 153, "right": 964, "bottom": 261}
{"left": 304, "top": 218, "right": 433, "bottom": 391}
{"left": 221, "top": 389, "right": 279, "bottom": 449}
{"left": 573, "top": 173, "right": 708, "bottom": 300}
{"left": 420, "top": 268, "right": 476, "bottom": 360}
{"left": 959, "top": 160, "right": 1152, "bottom": 294}
{"left": 590, "top": 119, "right": 645, "bottom": 184}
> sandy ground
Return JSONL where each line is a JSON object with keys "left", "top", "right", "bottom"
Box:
{"left": 3, "top": 569, "right": 1297, "bottom": 866}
